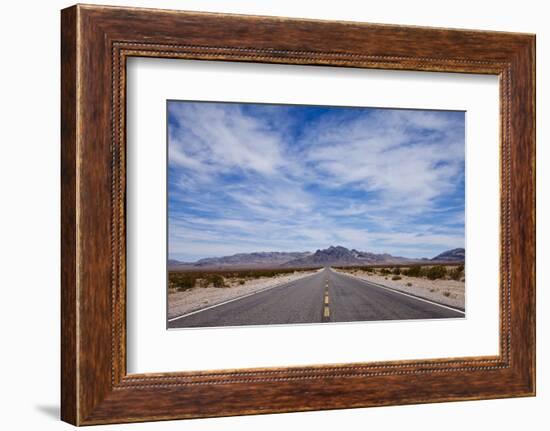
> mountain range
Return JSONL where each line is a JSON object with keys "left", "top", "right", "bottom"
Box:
{"left": 168, "top": 246, "right": 465, "bottom": 270}
{"left": 186, "top": 251, "right": 309, "bottom": 268}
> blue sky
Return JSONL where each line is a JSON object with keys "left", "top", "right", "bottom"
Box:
{"left": 167, "top": 101, "right": 465, "bottom": 262}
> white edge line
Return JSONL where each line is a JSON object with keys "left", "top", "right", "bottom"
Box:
{"left": 330, "top": 268, "right": 465, "bottom": 315}
{"left": 168, "top": 269, "right": 323, "bottom": 323}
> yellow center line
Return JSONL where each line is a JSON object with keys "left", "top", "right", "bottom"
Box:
{"left": 323, "top": 277, "right": 330, "bottom": 320}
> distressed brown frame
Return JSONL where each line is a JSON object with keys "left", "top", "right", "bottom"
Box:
{"left": 61, "top": 4, "right": 536, "bottom": 426}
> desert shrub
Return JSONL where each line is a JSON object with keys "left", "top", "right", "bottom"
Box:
{"left": 426, "top": 265, "right": 447, "bottom": 280}
{"left": 406, "top": 282, "right": 413, "bottom": 287}
{"left": 392, "top": 275, "right": 402, "bottom": 280}
{"left": 197, "top": 278, "right": 210, "bottom": 288}
{"left": 443, "top": 291, "right": 451, "bottom": 297}
{"left": 196, "top": 274, "right": 225, "bottom": 288}
{"left": 404, "top": 265, "right": 423, "bottom": 277}
{"left": 168, "top": 267, "right": 321, "bottom": 290}
{"left": 449, "top": 264, "right": 465, "bottom": 281}
{"left": 169, "top": 274, "right": 196, "bottom": 291}
{"left": 449, "top": 267, "right": 463, "bottom": 281}
{"left": 392, "top": 267, "right": 401, "bottom": 275}
{"left": 238, "top": 279, "right": 245, "bottom": 285}
{"left": 380, "top": 268, "right": 391, "bottom": 275}
{"left": 365, "top": 267, "right": 374, "bottom": 273}
{"left": 209, "top": 274, "right": 225, "bottom": 288}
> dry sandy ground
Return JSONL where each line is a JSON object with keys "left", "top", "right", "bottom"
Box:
{"left": 333, "top": 268, "right": 465, "bottom": 310}
{"left": 168, "top": 269, "right": 319, "bottom": 319}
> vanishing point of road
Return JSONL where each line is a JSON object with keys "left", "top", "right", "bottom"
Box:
{"left": 168, "top": 267, "right": 465, "bottom": 329}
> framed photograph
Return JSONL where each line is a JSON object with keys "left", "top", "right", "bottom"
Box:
{"left": 165, "top": 100, "right": 467, "bottom": 330}
{"left": 61, "top": 4, "right": 536, "bottom": 425}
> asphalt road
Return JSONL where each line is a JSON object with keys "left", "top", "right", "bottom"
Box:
{"left": 168, "top": 268, "right": 464, "bottom": 329}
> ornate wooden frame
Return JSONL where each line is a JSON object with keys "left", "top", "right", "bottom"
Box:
{"left": 61, "top": 4, "right": 535, "bottom": 425}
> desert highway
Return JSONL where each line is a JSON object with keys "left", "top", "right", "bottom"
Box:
{"left": 168, "top": 268, "right": 464, "bottom": 328}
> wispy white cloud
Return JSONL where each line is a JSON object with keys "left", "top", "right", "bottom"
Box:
{"left": 301, "top": 109, "right": 464, "bottom": 212}
{"left": 168, "top": 102, "right": 285, "bottom": 176}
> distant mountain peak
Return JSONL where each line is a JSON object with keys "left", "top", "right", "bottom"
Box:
{"left": 431, "top": 248, "right": 465, "bottom": 262}
{"left": 281, "top": 245, "right": 411, "bottom": 268}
